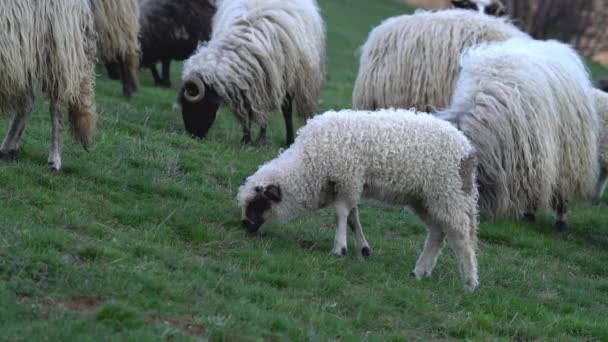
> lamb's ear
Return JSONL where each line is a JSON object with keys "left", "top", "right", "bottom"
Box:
{"left": 264, "top": 185, "right": 282, "bottom": 202}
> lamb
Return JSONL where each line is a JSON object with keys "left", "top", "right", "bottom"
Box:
{"left": 437, "top": 38, "right": 599, "bottom": 228}
{"left": 238, "top": 109, "right": 480, "bottom": 291}
{"left": 352, "top": 9, "right": 527, "bottom": 112}
{"left": 90, "top": 0, "right": 141, "bottom": 97}
{"left": 179, "top": 0, "right": 326, "bottom": 145}
{"left": 451, "top": 0, "right": 506, "bottom": 16}
{"left": 592, "top": 88, "right": 608, "bottom": 202}
{"left": 0, "top": 0, "right": 97, "bottom": 171}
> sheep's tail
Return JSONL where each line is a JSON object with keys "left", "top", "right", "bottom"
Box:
{"left": 68, "top": 76, "right": 97, "bottom": 151}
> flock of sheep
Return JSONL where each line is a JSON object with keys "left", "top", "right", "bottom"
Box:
{"left": 1, "top": 0, "right": 608, "bottom": 292}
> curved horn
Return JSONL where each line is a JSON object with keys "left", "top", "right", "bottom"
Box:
{"left": 183, "top": 75, "right": 205, "bottom": 103}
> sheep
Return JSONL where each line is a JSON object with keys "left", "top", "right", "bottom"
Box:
{"left": 105, "top": 0, "right": 216, "bottom": 89}
{"left": 238, "top": 109, "right": 480, "bottom": 292}
{"left": 451, "top": 0, "right": 506, "bottom": 16}
{"left": 90, "top": 0, "right": 141, "bottom": 98}
{"left": 352, "top": 9, "right": 528, "bottom": 112}
{"left": 592, "top": 88, "right": 608, "bottom": 202}
{"left": 437, "top": 38, "right": 599, "bottom": 229}
{"left": 179, "top": 0, "right": 326, "bottom": 145}
{"left": 0, "top": 0, "right": 97, "bottom": 171}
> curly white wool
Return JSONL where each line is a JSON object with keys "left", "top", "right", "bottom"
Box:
{"left": 592, "top": 88, "right": 608, "bottom": 201}
{"left": 439, "top": 38, "right": 599, "bottom": 218}
{"left": 352, "top": 9, "right": 528, "bottom": 111}
{"left": 182, "top": 0, "right": 325, "bottom": 128}
{"left": 239, "top": 109, "right": 479, "bottom": 291}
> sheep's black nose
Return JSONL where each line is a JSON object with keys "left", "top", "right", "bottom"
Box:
{"left": 241, "top": 219, "right": 262, "bottom": 233}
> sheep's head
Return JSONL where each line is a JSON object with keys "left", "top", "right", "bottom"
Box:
{"left": 238, "top": 183, "right": 283, "bottom": 233}
{"left": 178, "top": 73, "right": 221, "bottom": 139}
{"left": 451, "top": 0, "right": 507, "bottom": 16}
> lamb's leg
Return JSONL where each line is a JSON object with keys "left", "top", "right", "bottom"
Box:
{"left": 447, "top": 229, "right": 479, "bottom": 292}
{"left": 255, "top": 126, "right": 267, "bottom": 145}
{"left": 412, "top": 215, "right": 446, "bottom": 279}
{"left": 0, "top": 94, "right": 34, "bottom": 160}
{"left": 593, "top": 166, "right": 607, "bottom": 204}
{"left": 347, "top": 206, "right": 371, "bottom": 257}
{"left": 48, "top": 100, "right": 64, "bottom": 171}
{"left": 281, "top": 95, "right": 294, "bottom": 145}
{"left": 553, "top": 195, "right": 567, "bottom": 231}
{"left": 332, "top": 202, "right": 351, "bottom": 257}
{"left": 161, "top": 60, "right": 171, "bottom": 88}
{"left": 150, "top": 64, "right": 162, "bottom": 86}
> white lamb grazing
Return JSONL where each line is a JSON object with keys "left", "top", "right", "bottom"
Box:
{"left": 238, "top": 109, "right": 480, "bottom": 292}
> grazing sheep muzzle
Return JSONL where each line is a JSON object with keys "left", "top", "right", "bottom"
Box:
{"left": 179, "top": 79, "right": 220, "bottom": 139}
{"left": 241, "top": 219, "right": 263, "bottom": 233}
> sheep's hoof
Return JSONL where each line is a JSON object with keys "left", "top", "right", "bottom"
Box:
{"left": 240, "top": 134, "right": 252, "bottom": 145}
{"left": 554, "top": 220, "right": 567, "bottom": 232}
{"left": 0, "top": 150, "right": 18, "bottom": 161}
{"left": 523, "top": 212, "right": 536, "bottom": 223}
{"left": 47, "top": 160, "right": 61, "bottom": 172}
{"left": 464, "top": 279, "right": 479, "bottom": 292}
{"left": 255, "top": 135, "right": 266, "bottom": 146}
{"left": 361, "top": 246, "right": 371, "bottom": 258}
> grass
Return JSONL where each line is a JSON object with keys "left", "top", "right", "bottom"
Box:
{"left": 1, "top": 0, "right": 608, "bottom": 339}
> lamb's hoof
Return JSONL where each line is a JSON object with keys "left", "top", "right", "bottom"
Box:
{"left": 411, "top": 268, "right": 430, "bottom": 280}
{"left": 523, "top": 212, "right": 536, "bottom": 223}
{"left": 554, "top": 220, "right": 567, "bottom": 232}
{"left": 333, "top": 246, "right": 347, "bottom": 257}
{"left": 47, "top": 159, "right": 61, "bottom": 172}
{"left": 361, "top": 246, "right": 371, "bottom": 258}
{"left": 240, "top": 134, "right": 252, "bottom": 145}
{"left": 0, "top": 150, "right": 18, "bottom": 161}
{"left": 464, "top": 279, "right": 479, "bottom": 292}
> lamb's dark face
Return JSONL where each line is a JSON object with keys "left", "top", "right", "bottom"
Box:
{"left": 240, "top": 185, "right": 282, "bottom": 233}
{"left": 598, "top": 78, "right": 608, "bottom": 92}
{"left": 178, "top": 75, "right": 221, "bottom": 139}
{"left": 451, "top": 0, "right": 506, "bottom": 16}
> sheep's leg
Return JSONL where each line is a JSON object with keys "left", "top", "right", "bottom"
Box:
{"left": 150, "top": 64, "right": 163, "bottom": 86}
{"left": 412, "top": 218, "right": 446, "bottom": 279}
{"left": 161, "top": 60, "right": 171, "bottom": 88}
{"left": 332, "top": 202, "right": 351, "bottom": 257}
{"left": 240, "top": 122, "right": 252, "bottom": 145}
{"left": 552, "top": 195, "right": 567, "bottom": 231}
{"left": 0, "top": 94, "right": 34, "bottom": 160}
{"left": 255, "top": 126, "right": 267, "bottom": 145}
{"left": 47, "top": 100, "right": 64, "bottom": 171}
{"left": 282, "top": 95, "right": 294, "bottom": 145}
{"left": 119, "top": 57, "right": 136, "bottom": 98}
{"left": 593, "top": 166, "right": 607, "bottom": 204}
{"left": 447, "top": 229, "right": 479, "bottom": 292}
{"left": 105, "top": 62, "right": 121, "bottom": 80}
{"left": 347, "top": 206, "right": 371, "bottom": 257}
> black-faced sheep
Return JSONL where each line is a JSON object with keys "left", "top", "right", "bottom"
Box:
{"left": 352, "top": 9, "right": 527, "bottom": 112}
{"left": 90, "top": 0, "right": 141, "bottom": 98}
{"left": 239, "top": 109, "right": 479, "bottom": 292}
{"left": 179, "top": 0, "right": 326, "bottom": 145}
{"left": 437, "top": 38, "right": 599, "bottom": 229}
{"left": 0, "top": 0, "right": 97, "bottom": 171}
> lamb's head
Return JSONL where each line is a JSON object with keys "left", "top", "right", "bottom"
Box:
{"left": 238, "top": 181, "right": 283, "bottom": 233}
{"left": 178, "top": 73, "right": 221, "bottom": 139}
{"left": 451, "top": 0, "right": 506, "bottom": 16}
{"left": 598, "top": 78, "right": 608, "bottom": 92}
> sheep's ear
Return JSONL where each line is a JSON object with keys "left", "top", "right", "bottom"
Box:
{"left": 264, "top": 185, "right": 282, "bottom": 202}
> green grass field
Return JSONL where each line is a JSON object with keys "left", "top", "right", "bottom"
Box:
{"left": 2, "top": 0, "right": 608, "bottom": 340}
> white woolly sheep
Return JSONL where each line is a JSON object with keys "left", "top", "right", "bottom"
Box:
{"left": 179, "top": 0, "right": 326, "bottom": 145}
{"left": 90, "top": 0, "right": 141, "bottom": 97}
{"left": 352, "top": 9, "right": 527, "bottom": 111}
{"left": 238, "top": 109, "right": 480, "bottom": 292}
{"left": 451, "top": 0, "right": 506, "bottom": 16}
{"left": 592, "top": 88, "right": 608, "bottom": 202}
{"left": 437, "top": 38, "right": 599, "bottom": 228}
{"left": 0, "top": 0, "right": 97, "bottom": 171}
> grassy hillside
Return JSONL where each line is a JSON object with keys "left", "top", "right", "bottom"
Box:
{"left": 1, "top": 0, "right": 608, "bottom": 340}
